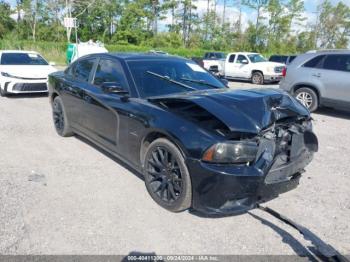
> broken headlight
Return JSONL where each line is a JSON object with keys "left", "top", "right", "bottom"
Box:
{"left": 202, "top": 141, "right": 258, "bottom": 164}
{"left": 302, "top": 120, "right": 313, "bottom": 131}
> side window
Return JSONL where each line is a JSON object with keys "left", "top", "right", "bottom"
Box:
{"left": 74, "top": 59, "right": 95, "bottom": 82}
{"left": 303, "top": 55, "right": 325, "bottom": 68}
{"left": 236, "top": 55, "right": 247, "bottom": 64}
{"left": 228, "top": 54, "right": 236, "bottom": 63}
{"left": 93, "top": 59, "right": 128, "bottom": 89}
{"left": 323, "top": 55, "right": 350, "bottom": 72}
{"left": 64, "top": 63, "right": 76, "bottom": 77}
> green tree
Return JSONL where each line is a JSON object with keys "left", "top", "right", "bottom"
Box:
{"left": 0, "top": 1, "right": 15, "bottom": 38}
{"left": 317, "top": 0, "right": 350, "bottom": 49}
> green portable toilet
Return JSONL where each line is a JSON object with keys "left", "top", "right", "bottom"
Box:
{"left": 66, "top": 43, "right": 76, "bottom": 64}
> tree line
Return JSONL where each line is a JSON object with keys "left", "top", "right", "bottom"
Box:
{"left": 0, "top": 0, "right": 349, "bottom": 55}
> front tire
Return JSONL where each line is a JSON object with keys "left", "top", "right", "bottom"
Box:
{"left": 0, "top": 87, "right": 7, "bottom": 97}
{"left": 251, "top": 71, "right": 264, "bottom": 85}
{"left": 52, "top": 96, "right": 74, "bottom": 137}
{"left": 294, "top": 87, "right": 318, "bottom": 112}
{"left": 143, "top": 138, "right": 192, "bottom": 212}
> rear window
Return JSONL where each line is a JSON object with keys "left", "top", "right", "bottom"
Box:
{"left": 0, "top": 53, "right": 48, "bottom": 65}
{"left": 303, "top": 55, "right": 325, "bottom": 68}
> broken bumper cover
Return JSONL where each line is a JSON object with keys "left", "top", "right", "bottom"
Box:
{"left": 187, "top": 132, "right": 317, "bottom": 215}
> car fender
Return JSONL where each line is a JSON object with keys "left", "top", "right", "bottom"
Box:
{"left": 292, "top": 82, "right": 323, "bottom": 98}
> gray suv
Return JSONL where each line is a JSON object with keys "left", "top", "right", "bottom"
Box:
{"left": 279, "top": 50, "right": 350, "bottom": 112}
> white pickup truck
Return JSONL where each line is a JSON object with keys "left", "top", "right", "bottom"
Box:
{"left": 218, "top": 52, "right": 285, "bottom": 84}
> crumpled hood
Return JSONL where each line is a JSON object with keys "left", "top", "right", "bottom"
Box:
{"left": 0, "top": 65, "right": 57, "bottom": 79}
{"left": 151, "top": 88, "right": 310, "bottom": 134}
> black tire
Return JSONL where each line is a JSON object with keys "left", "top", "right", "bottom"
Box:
{"left": 143, "top": 138, "right": 192, "bottom": 212}
{"left": 294, "top": 87, "right": 318, "bottom": 112}
{"left": 0, "top": 87, "right": 7, "bottom": 97}
{"left": 251, "top": 71, "right": 264, "bottom": 85}
{"left": 52, "top": 96, "right": 74, "bottom": 137}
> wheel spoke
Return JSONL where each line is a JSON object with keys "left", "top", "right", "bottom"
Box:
{"left": 148, "top": 158, "right": 162, "bottom": 170}
{"left": 168, "top": 182, "right": 176, "bottom": 200}
{"left": 152, "top": 151, "right": 163, "bottom": 168}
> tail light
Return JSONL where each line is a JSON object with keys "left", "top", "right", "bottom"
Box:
{"left": 282, "top": 67, "right": 287, "bottom": 77}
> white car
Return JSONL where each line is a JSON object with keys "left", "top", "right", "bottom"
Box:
{"left": 218, "top": 52, "right": 285, "bottom": 84}
{"left": 0, "top": 50, "right": 57, "bottom": 96}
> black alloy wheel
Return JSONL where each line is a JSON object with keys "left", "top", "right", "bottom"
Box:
{"left": 52, "top": 96, "right": 74, "bottom": 137}
{"left": 144, "top": 138, "right": 192, "bottom": 212}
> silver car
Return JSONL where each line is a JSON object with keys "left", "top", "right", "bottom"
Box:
{"left": 279, "top": 50, "right": 350, "bottom": 112}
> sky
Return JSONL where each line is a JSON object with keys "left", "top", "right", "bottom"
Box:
{"left": 5, "top": 0, "right": 350, "bottom": 33}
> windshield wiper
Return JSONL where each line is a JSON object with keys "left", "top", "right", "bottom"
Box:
{"left": 146, "top": 71, "right": 196, "bottom": 91}
{"left": 180, "top": 78, "right": 221, "bottom": 89}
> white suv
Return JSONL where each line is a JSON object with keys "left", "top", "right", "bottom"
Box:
{"left": 0, "top": 50, "right": 57, "bottom": 96}
{"left": 219, "top": 52, "right": 285, "bottom": 84}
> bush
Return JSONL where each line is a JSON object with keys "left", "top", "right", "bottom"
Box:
{"left": 0, "top": 40, "right": 228, "bottom": 64}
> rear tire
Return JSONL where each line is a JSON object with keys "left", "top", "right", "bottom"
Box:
{"left": 294, "top": 87, "right": 318, "bottom": 112}
{"left": 52, "top": 96, "right": 74, "bottom": 137}
{"left": 251, "top": 72, "right": 264, "bottom": 85}
{"left": 143, "top": 138, "right": 192, "bottom": 212}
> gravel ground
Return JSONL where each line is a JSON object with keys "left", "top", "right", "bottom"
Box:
{"left": 0, "top": 83, "right": 349, "bottom": 257}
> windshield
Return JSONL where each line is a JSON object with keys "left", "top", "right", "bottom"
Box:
{"left": 127, "top": 60, "right": 226, "bottom": 98}
{"left": 0, "top": 53, "right": 48, "bottom": 65}
{"left": 248, "top": 54, "right": 267, "bottom": 63}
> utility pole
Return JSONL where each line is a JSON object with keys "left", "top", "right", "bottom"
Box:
{"left": 65, "top": 0, "right": 72, "bottom": 42}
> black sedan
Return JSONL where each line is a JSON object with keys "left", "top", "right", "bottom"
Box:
{"left": 48, "top": 53, "right": 318, "bottom": 215}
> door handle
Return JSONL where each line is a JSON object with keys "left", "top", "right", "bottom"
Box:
{"left": 312, "top": 73, "right": 321, "bottom": 78}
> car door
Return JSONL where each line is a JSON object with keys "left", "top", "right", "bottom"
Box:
{"left": 61, "top": 58, "right": 96, "bottom": 131}
{"left": 80, "top": 58, "right": 131, "bottom": 153}
{"left": 318, "top": 54, "right": 350, "bottom": 106}
{"left": 224, "top": 54, "right": 236, "bottom": 77}
{"left": 231, "top": 54, "right": 250, "bottom": 78}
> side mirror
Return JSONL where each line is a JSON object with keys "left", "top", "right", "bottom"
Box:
{"left": 49, "top": 61, "right": 56, "bottom": 66}
{"left": 101, "top": 82, "right": 128, "bottom": 95}
{"left": 241, "top": 59, "right": 249, "bottom": 64}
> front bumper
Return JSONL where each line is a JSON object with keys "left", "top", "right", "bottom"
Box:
{"left": 187, "top": 131, "right": 317, "bottom": 215}
{"left": 1, "top": 78, "right": 48, "bottom": 94}
{"left": 264, "top": 74, "right": 283, "bottom": 83}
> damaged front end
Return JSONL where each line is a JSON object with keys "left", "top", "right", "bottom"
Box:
{"left": 150, "top": 89, "right": 318, "bottom": 215}
{"left": 188, "top": 117, "right": 318, "bottom": 215}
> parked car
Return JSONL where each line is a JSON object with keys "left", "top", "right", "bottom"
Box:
{"left": 0, "top": 50, "right": 57, "bottom": 96}
{"left": 48, "top": 53, "right": 318, "bottom": 215}
{"left": 279, "top": 50, "right": 350, "bottom": 112}
{"left": 269, "top": 55, "right": 297, "bottom": 65}
{"left": 218, "top": 52, "right": 285, "bottom": 84}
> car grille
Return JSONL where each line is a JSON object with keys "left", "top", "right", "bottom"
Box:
{"left": 274, "top": 66, "right": 284, "bottom": 73}
{"left": 13, "top": 83, "right": 47, "bottom": 92}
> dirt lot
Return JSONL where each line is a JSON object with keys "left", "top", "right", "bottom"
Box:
{"left": 0, "top": 83, "right": 349, "bottom": 257}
